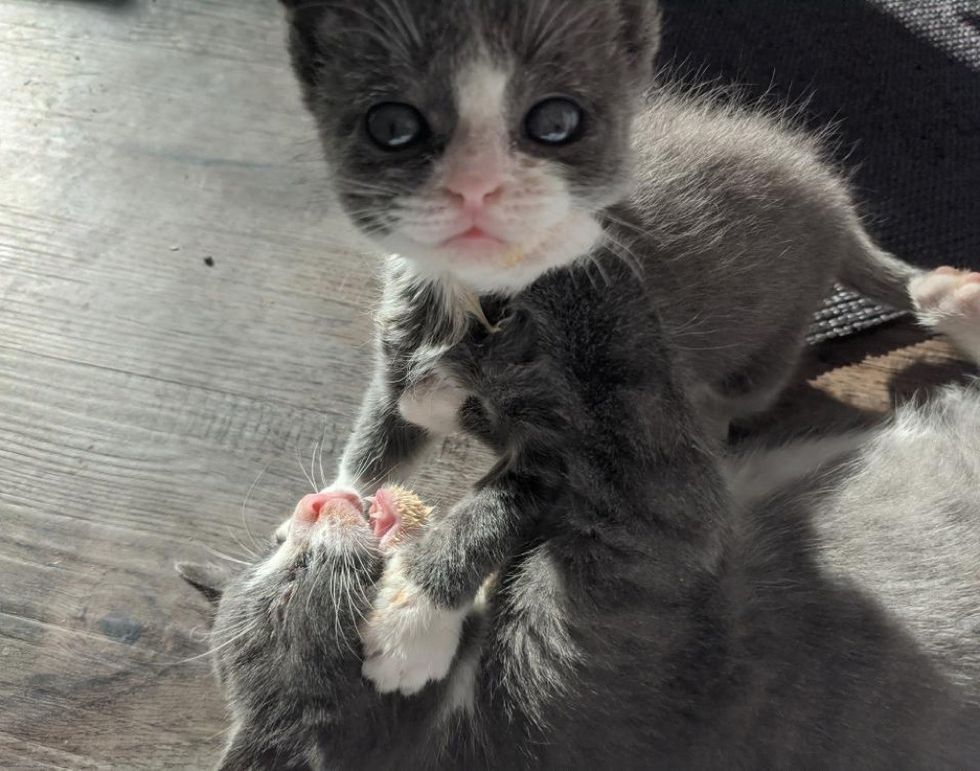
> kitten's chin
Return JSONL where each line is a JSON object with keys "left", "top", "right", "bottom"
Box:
{"left": 384, "top": 212, "right": 604, "bottom": 295}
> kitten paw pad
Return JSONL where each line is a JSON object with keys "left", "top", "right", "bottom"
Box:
{"left": 911, "top": 268, "right": 980, "bottom": 315}
{"left": 910, "top": 267, "right": 980, "bottom": 362}
{"left": 361, "top": 557, "right": 466, "bottom": 695}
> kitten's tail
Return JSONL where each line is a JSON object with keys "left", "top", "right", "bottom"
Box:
{"left": 837, "top": 217, "right": 923, "bottom": 311}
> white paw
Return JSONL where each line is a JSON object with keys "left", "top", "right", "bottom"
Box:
{"left": 397, "top": 368, "right": 468, "bottom": 435}
{"left": 360, "top": 554, "right": 467, "bottom": 696}
{"left": 910, "top": 267, "right": 980, "bottom": 362}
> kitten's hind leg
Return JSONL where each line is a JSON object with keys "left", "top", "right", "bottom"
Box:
{"left": 911, "top": 267, "right": 980, "bottom": 363}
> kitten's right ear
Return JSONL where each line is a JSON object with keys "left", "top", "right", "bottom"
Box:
{"left": 279, "top": 0, "right": 338, "bottom": 91}
{"left": 617, "top": 0, "right": 663, "bottom": 85}
{"left": 176, "top": 561, "right": 234, "bottom": 606}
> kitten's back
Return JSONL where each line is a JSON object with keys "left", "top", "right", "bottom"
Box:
{"left": 811, "top": 383, "right": 980, "bottom": 699}
{"left": 622, "top": 88, "right": 920, "bottom": 419}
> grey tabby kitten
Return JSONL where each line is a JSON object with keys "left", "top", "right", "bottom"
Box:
{"left": 277, "top": 0, "right": 933, "bottom": 692}
{"left": 180, "top": 264, "right": 980, "bottom": 770}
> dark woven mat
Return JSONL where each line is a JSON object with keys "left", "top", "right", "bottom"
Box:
{"left": 657, "top": 0, "right": 980, "bottom": 343}
{"left": 807, "top": 286, "right": 908, "bottom": 344}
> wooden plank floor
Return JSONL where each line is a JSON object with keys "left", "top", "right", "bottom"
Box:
{"left": 0, "top": 2, "right": 974, "bottom": 768}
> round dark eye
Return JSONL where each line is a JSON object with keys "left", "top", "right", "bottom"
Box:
{"left": 365, "top": 102, "right": 428, "bottom": 150}
{"left": 524, "top": 97, "right": 584, "bottom": 146}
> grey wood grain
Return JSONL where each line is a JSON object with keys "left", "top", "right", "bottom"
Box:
{"left": 0, "top": 1, "right": 486, "bottom": 766}
{"left": 0, "top": 1, "right": 973, "bottom": 769}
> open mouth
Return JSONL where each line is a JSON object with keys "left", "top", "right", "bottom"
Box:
{"left": 285, "top": 487, "right": 430, "bottom": 551}
{"left": 366, "top": 486, "right": 432, "bottom": 549}
{"left": 367, "top": 487, "right": 401, "bottom": 543}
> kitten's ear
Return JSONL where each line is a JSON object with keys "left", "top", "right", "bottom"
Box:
{"left": 176, "top": 561, "right": 233, "bottom": 606}
{"left": 617, "top": 0, "right": 663, "bottom": 83}
{"left": 280, "top": 1, "right": 338, "bottom": 91}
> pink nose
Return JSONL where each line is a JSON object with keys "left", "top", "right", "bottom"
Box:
{"left": 292, "top": 491, "right": 363, "bottom": 527}
{"left": 444, "top": 171, "right": 504, "bottom": 212}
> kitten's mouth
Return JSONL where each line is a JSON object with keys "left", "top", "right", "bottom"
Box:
{"left": 441, "top": 226, "right": 508, "bottom": 252}
{"left": 438, "top": 231, "right": 538, "bottom": 272}
{"left": 367, "top": 490, "right": 399, "bottom": 542}
{"left": 366, "top": 486, "right": 431, "bottom": 550}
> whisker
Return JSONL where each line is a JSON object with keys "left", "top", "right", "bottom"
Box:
{"left": 295, "top": 443, "right": 318, "bottom": 493}
{"left": 305, "top": 551, "right": 327, "bottom": 618}
{"left": 226, "top": 526, "right": 259, "bottom": 560}
{"left": 310, "top": 433, "right": 323, "bottom": 494}
{"left": 602, "top": 210, "right": 662, "bottom": 245}
{"left": 171, "top": 623, "right": 257, "bottom": 666}
{"left": 241, "top": 461, "right": 273, "bottom": 551}
{"left": 204, "top": 545, "right": 251, "bottom": 566}
{"left": 329, "top": 562, "right": 344, "bottom": 647}
{"left": 601, "top": 233, "right": 646, "bottom": 285}
{"left": 389, "top": 0, "right": 424, "bottom": 47}
{"left": 316, "top": 420, "right": 330, "bottom": 491}
{"left": 337, "top": 564, "right": 363, "bottom": 658}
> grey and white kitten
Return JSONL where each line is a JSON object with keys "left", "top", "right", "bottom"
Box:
{"left": 278, "top": 0, "right": 934, "bottom": 692}
{"left": 283, "top": 0, "right": 918, "bottom": 437}
{"left": 181, "top": 267, "right": 980, "bottom": 769}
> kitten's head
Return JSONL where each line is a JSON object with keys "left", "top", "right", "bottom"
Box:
{"left": 282, "top": 0, "right": 661, "bottom": 293}
{"left": 178, "top": 491, "right": 416, "bottom": 769}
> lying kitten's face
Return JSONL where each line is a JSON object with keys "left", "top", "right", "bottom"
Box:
{"left": 190, "top": 492, "right": 397, "bottom": 768}
{"left": 283, "top": 0, "right": 661, "bottom": 293}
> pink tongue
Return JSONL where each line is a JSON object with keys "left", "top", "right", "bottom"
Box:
{"left": 368, "top": 489, "right": 399, "bottom": 540}
{"left": 371, "top": 511, "right": 397, "bottom": 539}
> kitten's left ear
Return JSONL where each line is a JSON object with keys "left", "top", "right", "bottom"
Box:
{"left": 617, "top": 0, "right": 663, "bottom": 83}
{"left": 176, "top": 561, "right": 234, "bottom": 606}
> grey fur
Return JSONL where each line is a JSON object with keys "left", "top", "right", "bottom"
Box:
{"left": 280, "top": 0, "right": 923, "bottom": 499}
{"left": 276, "top": 3, "right": 933, "bottom": 675}
{"left": 809, "top": 387, "right": 980, "bottom": 693}
{"left": 184, "top": 2, "right": 977, "bottom": 766}
{"left": 186, "top": 254, "right": 980, "bottom": 768}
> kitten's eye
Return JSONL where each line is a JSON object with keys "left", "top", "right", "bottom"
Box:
{"left": 524, "top": 97, "right": 584, "bottom": 146}
{"left": 365, "top": 102, "right": 428, "bottom": 150}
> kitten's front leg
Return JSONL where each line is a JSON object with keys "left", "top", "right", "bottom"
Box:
{"left": 335, "top": 367, "right": 435, "bottom": 493}
{"left": 361, "top": 483, "right": 525, "bottom": 695}
{"left": 276, "top": 367, "right": 432, "bottom": 543}
{"left": 328, "top": 354, "right": 471, "bottom": 494}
